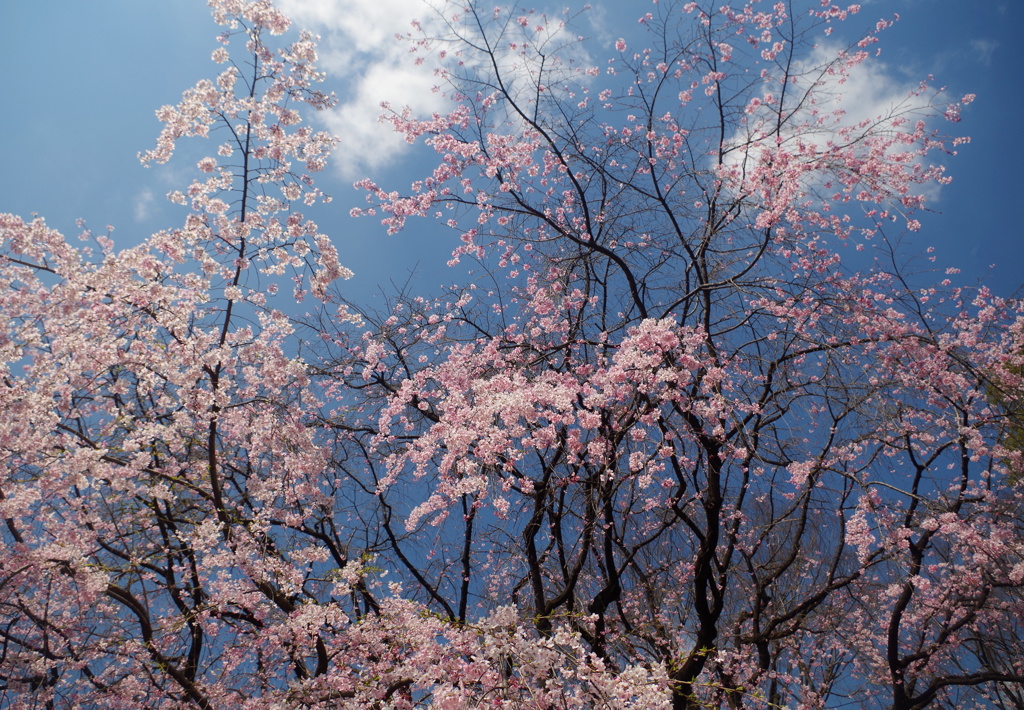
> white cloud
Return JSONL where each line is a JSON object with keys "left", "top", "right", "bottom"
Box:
{"left": 797, "top": 44, "right": 921, "bottom": 138}
{"left": 278, "top": 0, "right": 596, "bottom": 180}
{"left": 277, "top": 0, "right": 449, "bottom": 180}
{"left": 280, "top": 0, "right": 426, "bottom": 56}
{"left": 134, "top": 187, "right": 156, "bottom": 222}
{"left": 320, "top": 63, "right": 446, "bottom": 176}
{"left": 724, "top": 43, "right": 950, "bottom": 212}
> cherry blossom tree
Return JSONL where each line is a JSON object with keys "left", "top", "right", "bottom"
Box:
{"left": 341, "top": 1, "right": 1024, "bottom": 707}
{"left": 0, "top": 1, "right": 1022, "bottom": 709}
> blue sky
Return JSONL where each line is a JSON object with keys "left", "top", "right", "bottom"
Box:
{"left": 2, "top": 0, "right": 1021, "bottom": 301}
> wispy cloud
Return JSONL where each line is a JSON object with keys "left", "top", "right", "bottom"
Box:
{"left": 134, "top": 187, "right": 156, "bottom": 222}
{"left": 968, "top": 38, "right": 998, "bottom": 66}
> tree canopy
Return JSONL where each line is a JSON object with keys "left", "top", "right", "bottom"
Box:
{"left": 0, "top": 1, "right": 1022, "bottom": 709}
